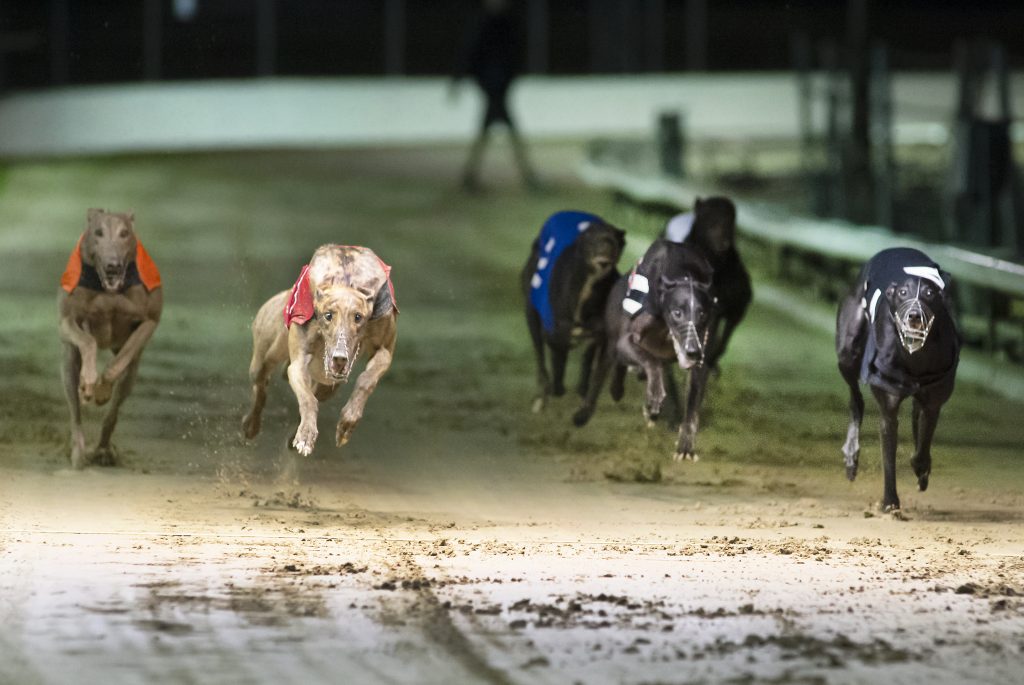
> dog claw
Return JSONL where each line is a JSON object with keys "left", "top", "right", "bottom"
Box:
{"left": 531, "top": 397, "right": 545, "bottom": 414}
{"left": 673, "top": 451, "right": 699, "bottom": 462}
{"left": 336, "top": 421, "right": 356, "bottom": 447}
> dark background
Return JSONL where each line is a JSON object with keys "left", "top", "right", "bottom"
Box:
{"left": 0, "top": 0, "right": 1021, "bottom": 90}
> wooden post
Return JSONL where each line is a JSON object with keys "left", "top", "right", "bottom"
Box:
{"left": 870, "top": 43, "right": 894, "bottom": 229}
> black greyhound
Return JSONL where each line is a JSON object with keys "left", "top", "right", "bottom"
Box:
{"left": 675, "top": 197, "right": 752, "bottom": 371}
{"left": 522, "top": 211, "right": 626, "bottom": 413}
{"left": 836, "top": 247, "right": 960, "bottom": 512}
{"left": 574, "top": 239, "right": 717, "bottom": 461}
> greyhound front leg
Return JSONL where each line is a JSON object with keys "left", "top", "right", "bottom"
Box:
{"left": 675, "top": 365, "right": 709, "bottom": 461}
{"left": 97, "top": 319, "right": 157, "bottom": 405}
{"left": 872, "top": 386, "right": 903, "bottom": 511}
{"left": 337, "top": 346, "right": 393, "bottom": 446}
{"left": 616, "top": 334, "right": 664, "bottom": 424}
{"left": 60, "top": 342, "right": 87, "bottom": 468}
{"left": 910, "top": 399, "right": 940, "bottom": 492}
{"left": 287, "top": 351, "right": 319, "bottom": 456}
{"left": 60, "top": 317, "right": 98, "bottom": 403}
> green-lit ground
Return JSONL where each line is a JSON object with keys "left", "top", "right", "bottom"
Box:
{"left": 1, "top": 147, "right": 1022, "bottom": 684}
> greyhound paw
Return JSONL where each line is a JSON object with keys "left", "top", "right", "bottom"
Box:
{"left": 673, "top": 450, "right": 699, "bottom": 463}
{"left": 531, "top": 397, "right": 546, "bottom": 414}
{"left": 292, "top": 424, "right": 317, "bottom": 456}
{"left": 241, "top": 413, "right": 261, "bottom": 440}
{"left": 336, "top": 419, "right": 358, "bottom": 447}
{"left": 881, "top": 500, "right": 901, "bottom": 514}
{"left": 70, "top": 441, "right": 88, "bottom": 470}
{"left": 845, "top": 464, "right": 858, "bottom": 482}
{"left": 571, "top": 407, "right": 591, "bottom": 427}
{"left": 911, "top": 456, "right": 930, "bottom": 491}
{"left": 92, "top": 378, "right": 113, "bottom": 406}
{"left": 552, "top": 383, "right": 566, "bottom": 397}
{"left": 79, "top": 382, "right": 95, "bottom": 403}
{"left": 90, "top": 445, "right": 118, "bottom": 467}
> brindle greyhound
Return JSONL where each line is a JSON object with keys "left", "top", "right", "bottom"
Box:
{"left": 58, "top": 209, "right": 162, "bottom": 468}
{"left": 575, "top": 240, "right": 717, "bottom": 461}
{"left": 836, "top": 247, "right": 960, "bottom": 512}
{"left": 521, "top": 211, "right": 626, "bottom": 413}
{"left": 243, "top": 244, "right": 397, "bottom": 456}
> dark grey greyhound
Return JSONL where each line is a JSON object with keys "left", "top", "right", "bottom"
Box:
{"left": 574, "top": 239, "right": 717, "bottom": 461}
{"left": 836, "top": 247, "right": 960, "bottom": 512}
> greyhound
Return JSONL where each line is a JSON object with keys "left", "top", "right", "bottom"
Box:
{"left": 243, "top": 244, "right": 398, "bottom": 456}
{"left": 58, "top": 208, "right": 162, "bottom": 468}
{"left": 574, "top": 239, "right": 718, "bottom": 461}
{"left": 836, "top": 247, "right": 960, "bottom": 512}
{"left": 673, "top": 196, "right": 751, "bottom": 371}
{"left": 521, "top": 211, "right": 626, "bottom": 413}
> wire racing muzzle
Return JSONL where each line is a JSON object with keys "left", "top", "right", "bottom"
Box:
{"left": 890, "top": 281, "right": 934, "bottom": 355}
{"left": 669, "top": 279, "right": 712, "bottom": 369}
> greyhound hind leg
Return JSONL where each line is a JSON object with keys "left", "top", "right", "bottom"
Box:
{"left": 836, "top": 295, "right": 867, "bottom": 481}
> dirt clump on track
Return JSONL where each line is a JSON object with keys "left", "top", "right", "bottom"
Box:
{"left": 1, "top": 148, "right": 1023, "bottom": 684}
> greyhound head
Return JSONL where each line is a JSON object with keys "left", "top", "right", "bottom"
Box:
{"left": 312, "top": 284, "right": 377, "bottom": 382}
{"left": 82, "top": 208, "right": 137, "bottom": 292}
{"left": 580, "top": 223, "right": 626, "bottom": 278}
{"left": 691, "top": 197, "right": 737, "bottom": 255}
{"left": 885, "top": 276, "right": 941, "bottom": 354}
{"left": 659, "top": 274, "right": 716, "bottom": 369}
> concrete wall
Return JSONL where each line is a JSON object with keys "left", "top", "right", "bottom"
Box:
{"left": 1, "top": 73, "right": 1022, "bottom": 157}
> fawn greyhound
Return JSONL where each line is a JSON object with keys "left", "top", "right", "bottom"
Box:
{"left": 58, "top": 209, "right": 162, "bottom": 468}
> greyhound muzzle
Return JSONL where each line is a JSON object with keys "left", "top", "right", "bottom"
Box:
{"left": 325, "top": 332, "right": 360, "bottom": 383}
{"left": 671, "top": 321, "right": 709, "bottom": 370}
{"left": 891, "top": 284, "right": 935, "bottom": 355}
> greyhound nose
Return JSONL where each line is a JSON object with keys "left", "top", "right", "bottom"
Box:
{"left": 907, "top": 310, "right": 923, "bottom": 326}
{"left": 684, "top": 341, "right": 701, "bottom": 359}
{"left": 330, "top": 355, "right": 348, "bottom": 375}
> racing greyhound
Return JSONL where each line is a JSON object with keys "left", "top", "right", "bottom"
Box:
{"left": 836, "top": 247, "right": 960, "bottom": 512}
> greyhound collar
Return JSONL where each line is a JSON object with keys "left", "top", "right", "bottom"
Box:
{"left": 60, "top": 234, "right": 161, "bottom": 294}
{"left": 890, "top": 280, "right": 935, "bottom": 355}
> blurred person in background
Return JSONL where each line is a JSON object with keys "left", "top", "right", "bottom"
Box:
{"left": 451, "top": 0, "right": 541, "bottom": 192}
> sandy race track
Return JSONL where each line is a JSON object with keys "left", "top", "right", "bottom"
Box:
{"left": 1, "top": 147, "right": 1022, "bottom": 684}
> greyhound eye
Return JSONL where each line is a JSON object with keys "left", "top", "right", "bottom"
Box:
{"left": 899, "top": 288, "right": 908, "bottom": 297}
{"left": 671, "top": 309, "right": 682, "bottom": 319}
{"left": 354, "top": 313, "right": 363, "bottom": 324}
{"left": 323, "top": 311, "right": 333, "bottom": 322}
{"left": 119, "top": 229, "right": 129, "bottom": 238}
{"left": 95, "top": 228, "right": 104, "bottom": 237}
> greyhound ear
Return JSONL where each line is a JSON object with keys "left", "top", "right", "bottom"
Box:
{"left": 884, "top": 284, "right": 896, "bottom": 301}
{"left": 694, "top": 197, "right": 704, "bottom": 212}
{"left": 616, "top": 228, "right": 626, "bottom": 247}
{"left": 87, "top": 208, "right": 104, "bottom": 227}
{"left": 371, "top": 283, "right": 394, "bottom": 320}
{"left": 125, "top": 211, "right": 135, "bottom": 223}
